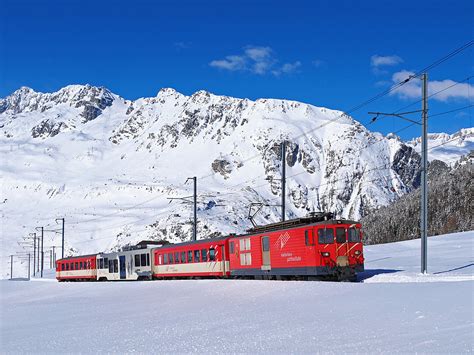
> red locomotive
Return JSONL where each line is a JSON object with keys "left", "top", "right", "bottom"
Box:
{"left": 56, "top": 213, "right": 364, "bottom": 282}
{"left": 228, "top": 213, "right": 364, "bottom": 281}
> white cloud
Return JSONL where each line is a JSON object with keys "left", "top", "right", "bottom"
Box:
{"left": 209, "top": 55, "right": 246, "bottom": 71}
{"left": 244, "top": 46, "right": 272, "bottom": 61}
{"left": 371, "top": 55, "right": 404, "bottom": 67}
{"left": 390, "top": 70, "right": 474, "bottom": 102}
{"left": 272, "top": 61, "right": 302, "bottom": 76}
{"left": 209, "top": 46, "right": 299, "bottom": 76}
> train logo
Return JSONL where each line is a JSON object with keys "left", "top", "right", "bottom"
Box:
{"left": 274, "top": 232, "right": 290, "bottom": 250}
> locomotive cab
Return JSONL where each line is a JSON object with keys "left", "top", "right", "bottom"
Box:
{"left": 314, "top": 220, "right": 364, "bottom": 280}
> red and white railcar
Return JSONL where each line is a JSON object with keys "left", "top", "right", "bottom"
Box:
{"left": 152, "top": 237, "right": 230, "bottom": 279}
{"left": 56, "top": 254, "right": 98, "bottom": 281}
{"left": 228, "top": 214, "right": 364, "bottom": 280}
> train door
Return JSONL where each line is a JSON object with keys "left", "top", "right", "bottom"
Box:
{"left": 261, "top": 236, "right": 271, "bottom": 270}
{"left": 221, "top": 244, "right": 227, "bottom": 276}
{"left": 119, "top": 255, "right": 126, "bottom": 280}
{"left": 335, "top": 227, "right": 349, "bottom": 267}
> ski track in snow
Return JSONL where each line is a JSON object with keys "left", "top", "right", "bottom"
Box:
{"left": 0, "top": 231, "right": 473, "bottom": 353}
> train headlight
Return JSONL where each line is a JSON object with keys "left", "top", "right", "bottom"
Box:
{"left": 354, "top": 250, "right": 361, "bottom": 255}
{"left": 322, "top": 252, "right": 330, "bottom": 257}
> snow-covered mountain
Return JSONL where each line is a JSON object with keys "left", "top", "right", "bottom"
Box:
{"left": 0, "top": 84, "right": 470, "bottom": 275}
{"left": 407, "top": 128, "right": 474, "bottom": 164}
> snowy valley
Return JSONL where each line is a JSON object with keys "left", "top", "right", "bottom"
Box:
{"left": 1, "top": 85, "right": 473, "bottom": 277}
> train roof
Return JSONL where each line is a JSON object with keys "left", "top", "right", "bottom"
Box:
{"left": 151, "top": 235, "right": 230, "bottom": 251}
{"left": 152, "top": 214, "right": 361, "bottom": 250}
{"left": 243, "top": 212, "right": 360, "bottom": 235}
{"left": 57, "top": 254, "right": 98, "bottom": 262}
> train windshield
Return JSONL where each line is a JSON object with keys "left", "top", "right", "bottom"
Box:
{"left": 318, "top": 228, "right": 334, "bottom": 244}
{"left": 348, "top": 228, "right": 360, "bottom": 243}
{"left": 336, "top": 228, "right": 346, "bottom": 243}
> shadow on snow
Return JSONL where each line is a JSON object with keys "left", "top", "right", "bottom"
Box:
{"left": 357, "top": 268, "right": 402, "bottom": 282}
{"left": 433, "top": 263, "right": 474, "bottom": 275}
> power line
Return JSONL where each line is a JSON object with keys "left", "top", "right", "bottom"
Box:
{"left": 430, "top": 104, "right": 474, "bottom": 118}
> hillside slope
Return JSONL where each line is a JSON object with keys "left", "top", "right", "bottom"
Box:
{"left": 361, "top": 157, "right": 473, "bottom": 244}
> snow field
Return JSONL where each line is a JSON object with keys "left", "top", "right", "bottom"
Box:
{"left": 1, "top": 231, "right": 472, "bottom": 353}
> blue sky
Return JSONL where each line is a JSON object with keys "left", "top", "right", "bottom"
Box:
{"left": 1, "top": 0, "right": 473, "bottom": 139}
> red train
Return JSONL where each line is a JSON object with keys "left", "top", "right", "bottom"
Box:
{"left": 56, "top": 213, "right": 364, "bottom": 282}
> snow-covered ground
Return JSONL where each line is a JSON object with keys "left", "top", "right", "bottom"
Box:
{"left": 1, "top": 231, "right": 473, "bottom": 353}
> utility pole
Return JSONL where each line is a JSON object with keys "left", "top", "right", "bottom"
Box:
{"left": 368, "top": 72, "right": 429, "bottom": 274}
{"left": 36, "top": 227, "right": 44, "bottom": 277}
{"left": 36, "top": 235, "right": 40, "bottom": 273}
{"left": 10, "top": 255, "right": 13, "bottom": 280}
{"left": 186, "top": 177, "right": 198, "bottom": 241}
{"left": 56, "top": 218, "right": 65, "bottom": 259}
{"left": 167, "top": 179, "right": 199, "bottom": 241}
{"left": 31, "top": 233, "right": 36, "bottom": 277}
{"left": 281, "top": 141, "right": 286, "bottom": 222}
{"left": 52, "top": 246, "right": 56, "bottom": 266}
{"left": 421, "top": 73, "right": 428, "bottom": 274}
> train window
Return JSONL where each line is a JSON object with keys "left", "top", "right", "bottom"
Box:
{"left": 174, "top": 252, "right": 179, "bottom": 264}
{"left": 75, "top": 262, "right": 79, "bottom": 270}
{"left": 239, "top": 238, "right": 251, "bottom": 251}
{"left": 113, "top": 260, "right": 118, "bottom": 273}
{"left": 240, "top": 253, "right": 252, "bottom": 265}
{"left": 318, "top": 228, "right": 334, "bottom": 244}
{"left": 229, "top": 242, "right": 235, "bottom": 254}
{"left": 104, "top": 258, "right": 108, "bottom": 269}
{"left": 79, "top": 262, "right": 83, "bottom": 270}
{"left": 146, "top": 254, "right": 150, "bottom": 266}
{"left": 336, "top": 228, "right": 346, "bottom": 243}
{"left": 108, "top": 260, "right": 113, "bottom": 273}
{"left": 135, "top": 255, "right": 140, "bottom": 267}
{"left": 66, "top": 263, "right": 69, "bottom": 271}
{"left": 168, "top": 253, "right": 174, "bottom": 264}
{"left": 70, "top": 263, "right": 74, "bottom": 270}
{"left": 194, "top": 250, "right": 200, "bottom": 262}
{"left": 348, "top": 228, "right": 360, "bottom": 243}
{"left": 181, "top": 251, "right": 186, "bottom": 263}
{"left": 262, "top": 236, "right": 270, "bottom": 252}
{"left": 164, "top": 254, "right": 168, "bottom": 264}
{"left": 201, "top": 249, "right": 207, "bottom": 262}
{"left": 61, "top": 264, "right": 65, "bottom": 271}
{"left": 141, "top": 254, "right": 147, "bottom": 266}
{"left": 98, "top": 259, "right": 103, "bottom": 269}
{"left": 209, "top": 248, "right": 216, "bottom": 261}
{"left": 187, "top": 251, "right": 193, "bottom": 263}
